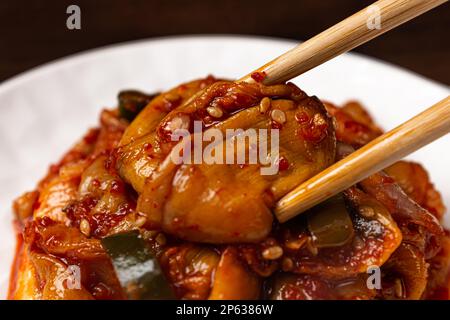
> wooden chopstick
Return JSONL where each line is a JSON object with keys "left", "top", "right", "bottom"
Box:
{"left": 239, "top": 0, "right": 447, "bottom": 85}
{"left": 275, "top": 96, "right": 450, "bottom": 223}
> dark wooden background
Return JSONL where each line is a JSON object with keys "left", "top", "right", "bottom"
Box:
{"left": 1, "top": 0, "right": 449, "bottom": 84}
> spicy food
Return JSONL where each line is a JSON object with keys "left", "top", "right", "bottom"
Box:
{"left": 8, "top": 77, "right": 450, "bottom": 300}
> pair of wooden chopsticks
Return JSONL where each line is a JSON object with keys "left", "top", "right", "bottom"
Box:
{"left": 239, "top": 0, "right": 450, "bottom": 222}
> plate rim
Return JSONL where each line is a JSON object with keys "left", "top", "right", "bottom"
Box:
{"left": 0, "top": 34, "right": 448, "bottom": 94}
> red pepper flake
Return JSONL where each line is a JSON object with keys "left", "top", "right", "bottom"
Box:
{"left": 178, "top": 84, "right": 188, "bottom": 92}
{"left": 297, "top": 114, "right": 329, "bottom": 143}
{"left": 39, "top": 216, "right": 55, "bottom": 227}
{"left": 298, "top": 124, "right": 328, "bottom": 143}
{"left": 104, "top": 155, "right": 116, "bottom": 171}
{"left": 91, "top": 283, "right": 113, "bottom": 300}
{"left": 295, "top": 111, "right": 310, "bottom": 124}
{"left": 143, "top": 143, "right": 152, "bottom": 151}
{"left": 83, "top": 129, "right": 100, "bottom": 144}
{"left": 33, "top": 199, "right": 41, "bottom": 211}
{"left": 380, "top": 176, "right": 395, "bottom": 184}
{"left": 116, "top": 203, "right": 133, "bottom": 216}
{"left": 251, "top": 71, "right": 267, "bottom": 83}
{"left": 91, "top": 179, "right": 100, "bottom": 188}
{"left": 91, "top": 210, "right": 129, "bottom": 238}
{"left": 49, "top": 164, "right": 60, "bottom": 174}
{"left": 110, "top": 180, "right": 124, "bottom": 194}
{"left": 153, "top": 104, "right": 166, "bottom": 112}
{"left": 278, "top": 157, "right": 290, "bottom": 171}
{"left": 271, "top": 120, "right": 283, "bottom": 130}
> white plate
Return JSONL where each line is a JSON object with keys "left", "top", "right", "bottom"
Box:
{"left": 0, "top": 36, "right": 449, "bottom": 299}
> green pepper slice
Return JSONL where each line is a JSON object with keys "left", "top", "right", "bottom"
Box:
{"left": 101, "top": 231, "right": 175, "bottom": 299}
{"left": 307, "top": 194, "right": 354, "bottom": 248}
{"left": 118, "top": 90, "right": 158, "bottom": 121}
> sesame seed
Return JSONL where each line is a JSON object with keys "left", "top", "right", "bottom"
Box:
{"left": 206, "top": 106, "right": 224, "bottom": 118}
{"left": 80, "top": 219, "right": 91, "bottom": 237}
{"left": 166, "top": 114, "right": 190, "bottom": 132}
{"left": 394, "top": 278, "right": 404, "bottom": 298}
{"left": 155, "top": 233, "right": 167, "bottom": 245}
{"left": 353, "top": 236, "right": 365, "bottom": 250}
{"left": 281, "top": 257, "right": 294, "bottom": 271}
{"left": 270, "top": 109, "right": 286, "bottom": 124}
{"left": 313, "top": 113, "right": 326, "bottom": 126}
{"left": 259, "top": 97, "right": 271, "bottom": 113}
{"left": 359, "top": 206, "right": 375, "bottom": 218}
{"left": 165, "top": 92, "right": 180, "bottom": 102}
{"left": 135, "top": 216, "right": 147, "bottom": 228}
{"left": 141, "top": 230, "right": 159, "bottom": 241}
{"left": 285, "top": 237, "right": 308, "bottom": 250}
{"left": 306, "top": 237, "right": 318, "bottom": 256}
{"left": 262, "top": 245, "right": 283, "bottom": 260}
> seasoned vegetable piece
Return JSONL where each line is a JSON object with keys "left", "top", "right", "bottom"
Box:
{"left": 101, "top": 231, "right": 175, "bottom": 299}
{"left": 307, "top": 194, "right": 354, "bottom": 248}
{"left": 384, "top": 161, "right": 446, "bottom": 220}
{"left": 160, "top": 244, "right": 220, "bottom": 299}
{"left": 118, "top": 90, "right": 158, "bottom": 121}
{"left": 119, "top": 77, "right": 219, "bottom": 146}
{"left": 130, "top": 81, "right": 335, "bottom": 243}
{"left": 381, "top": 243, "right": 427, "bottom": 300}
{"left": 8, "top": 77, "right": 449, "bottom": 301}
{"left": 267, "top": 273, "right": 376, "bottom": 300}
{"left": 267, "top": 187, "right": 402, "bottom": 278}
{"left": 209, "top": 247, "right": 261, "bottom": 299}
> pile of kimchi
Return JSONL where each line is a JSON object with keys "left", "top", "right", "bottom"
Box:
{"left": 8, "top": 77, "right": 450, "bottom": 300}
